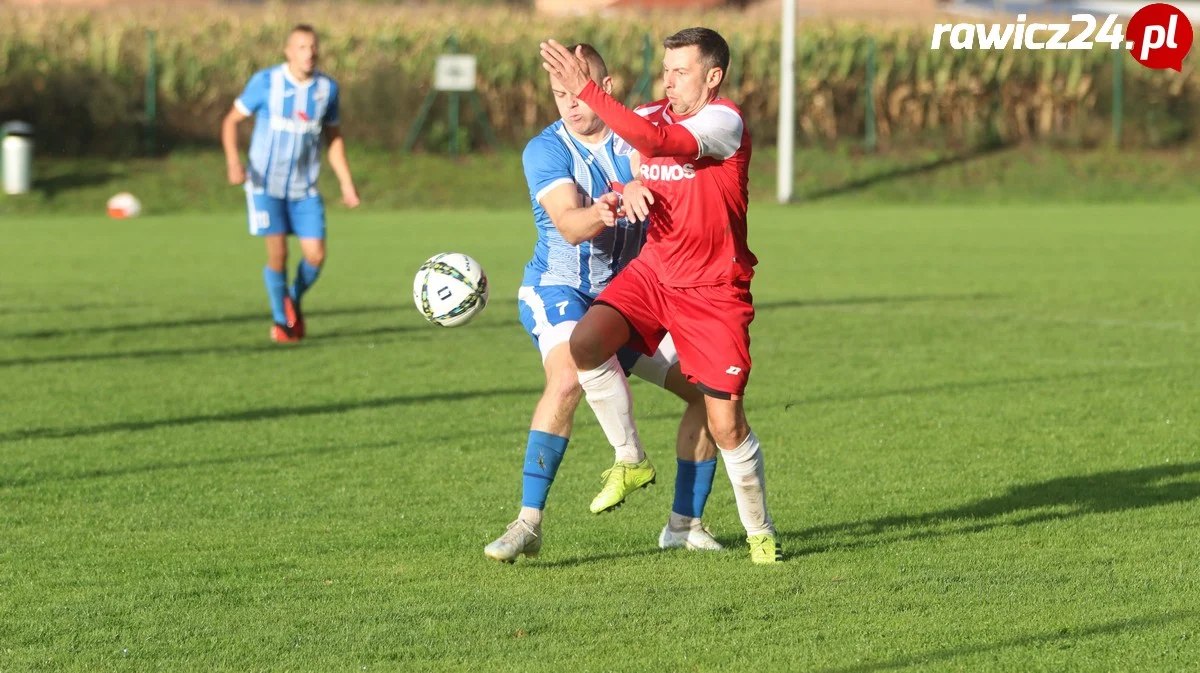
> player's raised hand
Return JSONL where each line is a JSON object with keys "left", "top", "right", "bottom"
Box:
{"left": 540, "top": 39, "right": 590, "bottom": 95}
{"left": 226, "top": 163, "right": 246, "bottom": 186}
{"left": 594, "top": 191, "right": 621, "bottom": 228}
{"left": 340, "top": 180, "right": 361, "bottom": 209}
{"left": 621, "top": 180, "right": 655, "bottom": 222}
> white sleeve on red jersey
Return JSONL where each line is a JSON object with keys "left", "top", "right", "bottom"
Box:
{"left": 634, "top": 103, "right": 663, "bottom": 119}
{"left": 679, "top": 104, "right": 744, "bottom": 161}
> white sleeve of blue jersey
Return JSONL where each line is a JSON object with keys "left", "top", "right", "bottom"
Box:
{"left": 522, "top": 136, "right": 574, "bottom": 204}
{"left": 324, "top": 80, "right": 341, "bottom": 127}
{"left": 234, "top": 71, "right": 269, "bottom": 116}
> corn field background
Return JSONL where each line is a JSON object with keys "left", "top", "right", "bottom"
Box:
{"left": 0, "top": 1, "right": 1196, "bottom": 155}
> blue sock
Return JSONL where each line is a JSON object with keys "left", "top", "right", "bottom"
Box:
{"left": 673, "top": 457, "right": 718, "bottom": 518}
{"left": 521, "top": 431, "right": 569, "bottom": 510}
{"left": 290, "top": 259, "right": 322, "bottom": 303}
{"left": 263, "top": 266, "right": 288, "bottom": 325}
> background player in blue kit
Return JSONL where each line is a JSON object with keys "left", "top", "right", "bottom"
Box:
{"left": 484, "top": 44, "right": 722, "bottom": 564}
{"left": 221, "top": 24, "right": 361, "bottom": 343}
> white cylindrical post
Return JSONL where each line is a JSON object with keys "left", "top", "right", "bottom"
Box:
{"left": 777, "top": 0, "right": 796, "bottom": 204}
{"left": 2, "top": 122, "right": 34, "bottom": 195}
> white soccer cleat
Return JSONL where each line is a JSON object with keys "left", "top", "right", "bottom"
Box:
{"left": 658, "top": 523, "right": 724, "bottom": 551}
{"left": 484, "top": 519, "right": 542, "bottom": 563}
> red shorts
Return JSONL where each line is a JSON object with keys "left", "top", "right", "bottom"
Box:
{"left": 595, "top": 257, "right": 754, "bottom": 398}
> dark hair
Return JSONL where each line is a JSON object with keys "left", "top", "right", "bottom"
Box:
{"left": 289, "top": 24, "right": 318, "bottom": 42}
{"left": 663, "top": 27, "right": 730, "bottom": 78}
{"left": 567, "top": 42, "right": 609, "bottom": 80}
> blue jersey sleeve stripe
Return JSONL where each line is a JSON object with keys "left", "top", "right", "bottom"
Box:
{"left": 534, "top": 178, "right": 573, "bottom": 203}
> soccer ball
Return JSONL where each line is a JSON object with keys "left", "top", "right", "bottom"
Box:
{"left": 106, "top": 192, "right": 142, "bottom": 219}
{"left": 412, "top": 252, "right": 489, "bottom": 327}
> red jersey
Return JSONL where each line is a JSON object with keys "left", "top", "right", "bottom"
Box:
{"left": 632, "top": 98, "right": 756, "bottom": 287}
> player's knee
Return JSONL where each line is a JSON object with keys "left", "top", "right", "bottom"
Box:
{"left": 708, "top": 416, "right": 750, "bottom": 451}
{"left": 569, "top": 330, "right": 604, "bottom": 372}
{"left": 266, "top": 250, "right": 287, "bottom": 270}
{"left": 304, "top": 248, "right": 325, "bottom": 268}
{"left": 549, "top": 372, "right": 582, "bottom": 406}
{"left": 711, "top": 427, "right": 744, "bottom": 452}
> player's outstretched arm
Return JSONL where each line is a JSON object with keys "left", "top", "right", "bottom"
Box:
{"left": 324, "top": 125, "right": 360, "bottom": 209}
{"left": 540, "top": 40, "right": 698, "bottom": 160}
{"left": 539, "top": 183, "right": 620, "bottom": 245}
{"left": 221, "top": 106, "right": 248, "bottom": 186}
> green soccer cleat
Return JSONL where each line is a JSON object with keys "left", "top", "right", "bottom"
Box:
{"left": 748, "top": 533, "right": 783, "bottom": 564}
{"left": 484, "top": 519, "right": 542, "bottom": 564}
{"left": 589, "top": 457, "right": 656, "bottom": 514}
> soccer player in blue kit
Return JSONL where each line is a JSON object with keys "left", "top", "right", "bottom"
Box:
{"left": 484, "top": 44, "right": 723, "bottom": 563}
{"left": 221, "top": 24, "right": 360, "bottom": 343}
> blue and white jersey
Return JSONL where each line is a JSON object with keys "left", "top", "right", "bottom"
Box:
{"left": 235, "top": 64, "right": 340, "bottom": 201}
{"left": 521, "top": 121, "right": 645, "bottom": 297}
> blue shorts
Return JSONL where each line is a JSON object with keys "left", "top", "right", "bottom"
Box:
{"left": 517, "top": 284, "right": 646, "bottom": 375}
{"left": 245, "top": 188, "right": 326, "bottom": 239}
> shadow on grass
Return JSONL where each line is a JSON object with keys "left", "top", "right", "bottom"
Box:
{"left": 5, "top": 304, "right": 405, "bottom": 339}
{"left": 812, "top": 610, "right": 1197, "bottom": 673}
{"left": 0, "top": 332, "right": 406, "bottom": 368}
{"left": 0, "top": 385, "right": 540, "bottom": 444}
{"left": 790, "top": 462, "right": 1200, "bottom": 557}
{"left": 801, "top": 144, "right": 1012, "bottom": 203}
{"left": 782, "top": 368, "right": 1141, "bottom": 410}
{"left": 0, "top": 439, "right": 405, "bottom": 489}
{"left": 525, "top": 548, "right": 664, "bottom": 569}
{"left": 0, "top": 411, "right": 682, "bottom": 489}
{"left": 756, "top": 292, "right": 1003, "bottom": 313}
{"left": 6, "top": 293, "right": 1005, "bottom": 340}
{"left": 0, "top": 319, "right": 515, "bottom": 368}
{"left": 36, "top": 166, "right": 122, "bottom": 201}
{"left": 0, "top": 302, "right": 144, "bottom": 317}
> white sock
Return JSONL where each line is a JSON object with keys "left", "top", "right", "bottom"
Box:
{"left": 519, "top": 506, "right": 543, "bottom": 527}
{"left": 668, "top": 511, "right": 703, "bottom": 532}
{"left": 577, "top": 355, "right": 645, "bottom": 464}
{"left": 720, "top": 431, "right": 775, "bottom": 537}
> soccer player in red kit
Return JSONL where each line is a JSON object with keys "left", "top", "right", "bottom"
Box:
{"left": 541, "top": 27, "right": 781, "bottom": 564}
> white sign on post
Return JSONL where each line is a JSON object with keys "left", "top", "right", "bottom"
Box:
{"left": 434, "top": 55, "right": 477, "bottom": 92}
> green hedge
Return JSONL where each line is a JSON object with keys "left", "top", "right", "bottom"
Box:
{"left": 1, "top": 3, "right": 1195, "bottom": 155}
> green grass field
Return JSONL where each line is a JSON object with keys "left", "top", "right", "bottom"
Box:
{"left": 2, "top": 203, "right": 1198, "bottom": 671}
{"left": 4, "top": 145, "right": 1200, "bottom": 216}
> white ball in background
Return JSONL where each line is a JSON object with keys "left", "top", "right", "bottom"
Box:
{"left": 107, "top": 192, "right": 142, "bottom": 219}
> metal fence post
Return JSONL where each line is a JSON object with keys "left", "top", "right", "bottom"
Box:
{"left": 145, "top": 30, "right": 158, "bottom": 155}
{"left": 1112, "top": 47, "right": 1124, "bottom": 147}
{"left": 865, "top": 37, "right": 877, "bottom": 153}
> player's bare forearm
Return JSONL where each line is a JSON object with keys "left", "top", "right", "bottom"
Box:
{"left": 554, "top": 206, "right": 608, "bottom": 245}
{"left": 540, "top": 183, "right": 619, "bottom": 244}
{"left": 221, "top": 111, "right": 243, "bottom": 162}
{"left": 326, "top": 135, "right": 354, "bottom": 185}
{"left": 325, "top": 130, "right": 361, "bottom": 208}
{"left": 221, "top": 108, "right": 248, "bottom": 185}
{"left": 577, "top": 81, "right": 698, "bottom": 159}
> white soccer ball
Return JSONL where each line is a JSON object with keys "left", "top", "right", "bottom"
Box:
{"left": 106, "top": 192, "right": 142, "bottom": 219}
{"left": 412, "top": 252, "right": 489, "bottom": 327}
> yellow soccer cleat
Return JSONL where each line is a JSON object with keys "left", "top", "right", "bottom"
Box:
{"left": 589, "top": 457, "right": 656, "bottom": 514}
{"left": 748, "top": 533, "right": 783, "bottom": 564}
